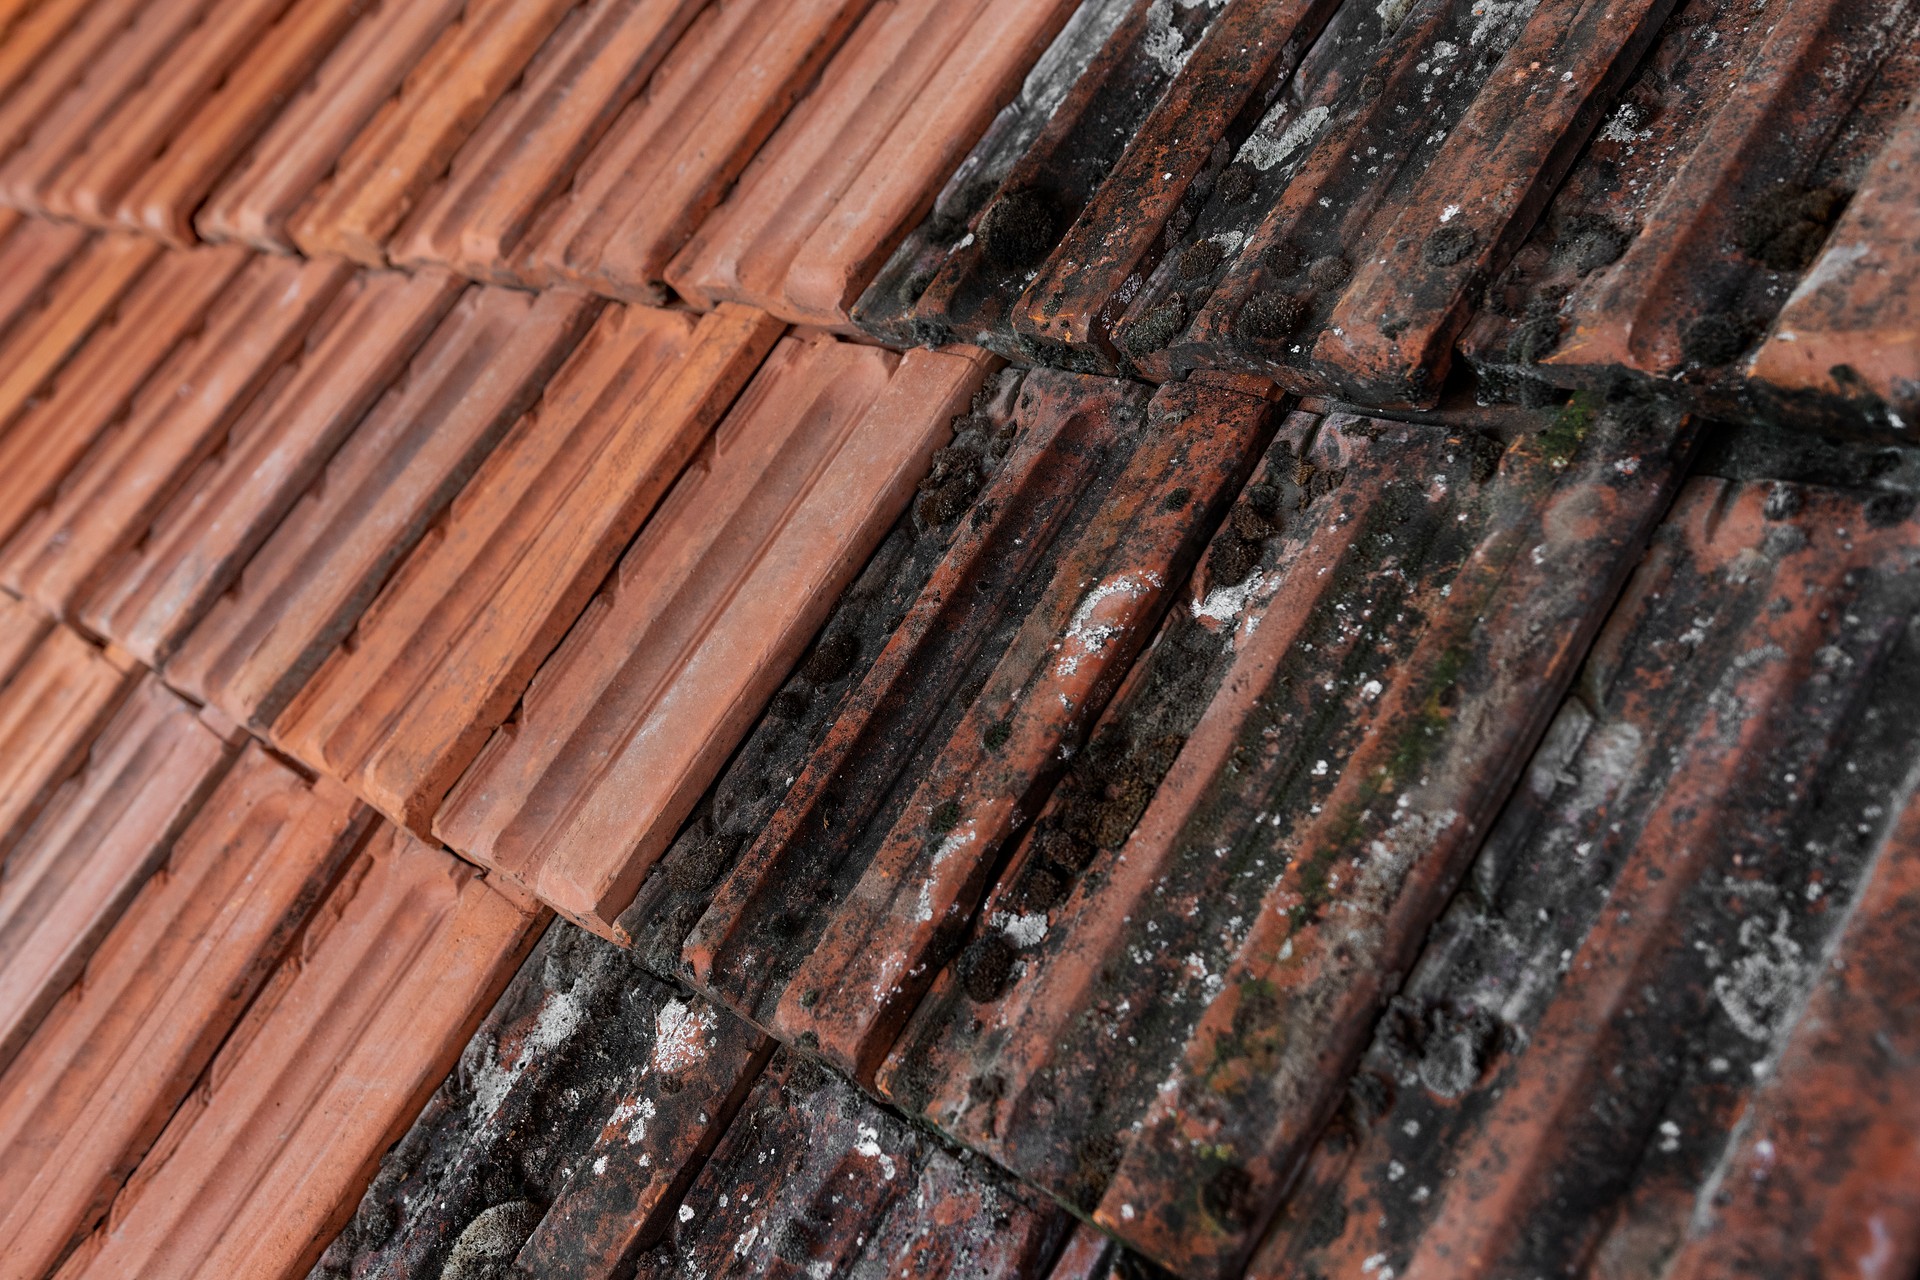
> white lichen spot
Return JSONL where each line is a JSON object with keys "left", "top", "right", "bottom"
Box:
{"left": 653, "top": 999, "right": 718, "bottom": 1073}
{"left": 854, "top": 1125, "right": 898, "bottom": 1181}
{"left": 1141, "top": 0, "right": 1189, "bottom": 75}
{"left": 1191, "top": 569, "right": 1267, "bottom": 626}
{"left": 1237, "top": 103, "right": 1330, "bottom": 172}
{"left": 1714, "top": 911, "right": 1808, "bottom": 1042}
{"left": 1058, "top": 572, "right": 1161, "bottom": 677}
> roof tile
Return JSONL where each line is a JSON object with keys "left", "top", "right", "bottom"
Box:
{"left": 0, "top": 623, "right": 137, "bottom": 862}
{"left": 57, "top": 823, "right": 540, "bottom": 1280}
{"left": 276, "top": 302, "right": 778, "bottom": 835}
{"left": 1242, "top": 474, "right": 1920, "bottom": 1278}
{"left": 0, "top": 675, "right": 233, "bottom": 1075}
{"left": 436, "top": 335, "right": 990, "bottom": 936}
{"left": 0, "top": 741, "right": 368, "bottom": 1280}
{"left": 164, "top": 284, "right": 596, "bottom": 732}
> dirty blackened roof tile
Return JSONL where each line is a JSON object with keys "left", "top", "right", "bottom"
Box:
{"left": 853, "top": 0, "right": 1135, "bottom": 346}
{"left": 1047, "top": 1223, "right": 1182, "bottom": 1280}
{"left": 76, "top": 267, "right": 464, "bottom": 670}
{"left": 1, "top": 252, "right": 352, "bottom": 620}
{"left": 1458, "top": 0, "right": 1920, "bottom": 435}
{"left": 387, "top": 0, "right": 710, "bottom": 286}
{"left": 1243, "top": 474, "right": 1920, "bottom": 1279}
{"left": 289, "top": 0, "right": 583, "bottom": 265}
{"left": 665, "top": 0, "right": 1079, "bottom": 327}
{"left": 57, "top": 823, "right": 541, "bottom": 1280}
{"left": 858, "top": 0, "right": 1229, "bottom": 356}
{"left": 0, "top": 247, "right": 243, "bottom": 557}
{"left": 194, "top": 0, "right": 470, "bottom": 251}
{"left": 686, "top": 375, "right": 1272, "bottom": 1082}
{"left": 0, "top": 741, "right": 369, "bottom": 1280}
{"left": 0, "top": 675, "right": 234, "bottom": 1076}
{"left": 275, "top": 302, "right": 779, "bottom": 836}
{"left": 436, "top": 335, "right": 992, "bottom": 938}
{"left": 514, "top": 0, "right": 871, "bottom": 302}
{"left": 632, "top": 1049, "right": 1070, "bottom": 1279}
{"left": 613, "top": 369, "right": 1031, "bottom": 979}
{"left": 315, "top": 922, "right": 768, "bottom": 1280}
{"left": 164, "top": 285, "right": 597, "bottom": 733}
{"left": 879, "top": 393, "right": 1694, "bottom": 1275}
{"left": 0, "top": 622, "right": 137, "bottom": 862}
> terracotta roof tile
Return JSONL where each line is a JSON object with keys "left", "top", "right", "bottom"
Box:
{"left": 314, "top": 923, "right": 768, "bottom": 1279}
{"left": 686, "top": 374, "right": 1272, "bottom": 1081}
{"left": 165, "top": 284, "right": 596, "bottom": 732}
{"left": 515, "top": 0, "right": 872, "bottom": 301}
{"left": 0, "top": 623, "right": 137, "bottom": 862}
{"left": 1, "top": 252, "right": 352, "bottom": 619}
{"left": 0, "top": 214, "right": 89, "bottom": 344}
{"left": 1241, "top": 473, "right": 1920, "bottom": 1279}
{"left": 0, "top": 675, "right": 233, "bottom": 1075}
{"left": 0, "top": 741, "right": 368, "bottom": 1280}
{"left": 76, "top": 266, "right": 463, "bottom": 669}
{"left": 0, "top": 589, "right": 52, "bottom": 691}
{"left": 275, "top": 302, "right": 779, "bottom": 835}
{"left": 289, "top": 0, "right": 583, "bottom": 265}
{"left": 387, "top": 0, "right": 710, "bottom": 286}
{"left": 55, "top": 823, "right": 540, "bottom": 1280}
{"left": 194, "top": 0, "right": 471, "bottom": 251}
{"left": 666, "top": 0, "right": 1079, "bottom": 327}
{"left": 0, "top": 0, "right": 95, "bottom": 120}
{"left": 436, "top": 335, "right": 991, "bottom": 937}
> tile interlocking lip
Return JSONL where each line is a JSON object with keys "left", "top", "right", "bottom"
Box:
{"left": 695, "top": 377, "right": 1272, "bottom": 1083}
{"left": 515, "top": 0, "right": 872, "bottom": 302}
{"left": 666, "top": 0, "right": 1078, "bottom": 328}
{"left": 194, "top": 0, "right": 470, "bottom": 251}
{"left": 0, "top": 623, "right": 137, "bottom": 863}
{"left": 388, "top": 0, "right": 710, "bottom": 286}
{"left": 435, "top": 335, "right": 991, "bottom": 939}
{"left": 1, "top": 252, "right": 350, "bottom": 620}
{"left": 877, "top": 392, "right": 1694, "bottom": 1276}
{"left": 638, "top": 1049, "right": 1069, "bottom": 1279}
{"left": 0, "top": 675, "right": 233, "bottom": 1076}
{"left": 0, "top": 742, "right": 369, "bottom": 1280}
{"left": 1242, "top": 475, "right": 1920, "bottom": 1279}
{"left": 164, "top": 284, "right": 597, "bottom": 734}
{"left": 289, "top": 0, "right": 582, "bottom": 265}
{"left": 55, "top": 822, "right": 541, "bottom": 1280}
{"left": 0, "top": 246, "right": 242, "bottom": 566}
{"left": 275, "top": 302, "right": 779, "bottom": 837}
{"left": 76, "top": 266, "right": 464, "bottom": 671}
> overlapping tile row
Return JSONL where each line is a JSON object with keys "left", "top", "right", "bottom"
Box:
{"left": 1241, "top": 472, "right": 1920, "bottom": 1279}
{"left": 681, "top": 372, "right": 1273, "bottom": 1081}
{"left": 56, "top": 823, "right": 540, "bottom": 1280}
{"left": 875, "top": 390, "right": 1694, "bottom": 1275}
{"left": 1459, "top": 0, "right": 1920, "bottom": 439}
{"left": 0, "top": 621, "right": 137, "bottom": 861}
{"left": 0, "top": 742, "right": 368, "bottom": 1280}
{"left": 861, "top": 0, "right": 1920, "bottom": 437}
{"left": 435, "top": 333, "right": 995, "bottom": 937}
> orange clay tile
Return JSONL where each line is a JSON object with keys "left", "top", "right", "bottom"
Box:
{"left": 0, "top": 214, "right": 87, "bottom": 344}
{"left": 165, "top": 285, "right": 596, "bottom": 734}
{"left": 0, "top": 742, "right": 369, "bottom": 1280}
{"left": 101, "top": 0, "right": 372, "bottom": 243}
{"left": 0, "top": 245, "right": 244, "bottom": 560}
{"left": 0, "top": 590, "right": 51, "bottom": 690}
{"left": 388, "top": 0, "right": 709, "bottom": 285}
{"left": 0, "top": 0, "right": 142, "bottom": 181}
{"left": 0, "top": 252, "right": 351, "bottom": 620}
{"left": 1749, "top": 98, "right": 1920, "bottom": 417}
{"left": 0, "top": 676, "right": 233, "bottom": 1074}
{"left": 54, "top": 824, "right": 540, "bottom": 1280}
{"left": 76, "top": 267, "right": 463, "bottom": 670}
{"left": 666, "top": 0, "right": 1076, "bottom": 327}
{"left": 0, "top": 232, "right": 158, "bottom": 440}
{"left": 0, "top": 623, "right": 137, "bottom": 863}
{"left": 194, "top": 0, "right": 470, "bottom": 250}
{"left": 0, "top": 0, "right": 300, "bottom": 223}
{"left": 276, "top": 303, "right": 779, "bottom": 835}
{"left": 516, "top": 0, "right": 873, "bottom": 301}
{"left": 0, "top": 0, "right": 94, "bottom": 118}
{"left": 436, "top": 337, "right": 991, "bottom": 939}
{"left": 513, "top": 992, "right": 771, "bottom": 1278}
{"left": 289, "top": 0, "right": 583, "bottom": 265}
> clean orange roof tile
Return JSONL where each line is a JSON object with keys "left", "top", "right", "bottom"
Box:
{"left": 0, "top": 623, "right": 136, "bottom": 863}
